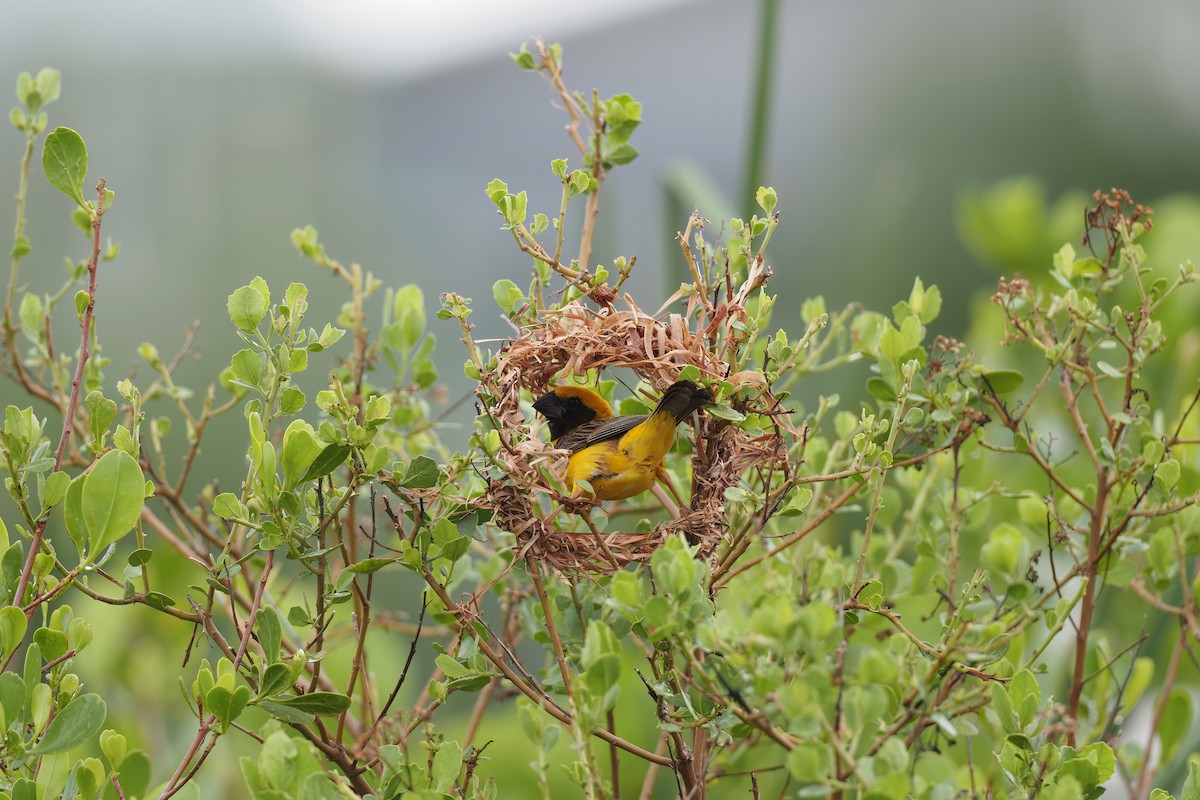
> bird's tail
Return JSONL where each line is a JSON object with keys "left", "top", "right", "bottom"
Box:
{"left": 653, "top": 380, "right": 713, "bottom": 422}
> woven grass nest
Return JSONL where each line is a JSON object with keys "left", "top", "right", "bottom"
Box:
{"left": 473, "top": 291, "right": 788, "bottom": 576}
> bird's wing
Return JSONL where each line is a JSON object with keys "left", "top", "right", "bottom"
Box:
{"left": 556, "top": 414, "right": 648, "bottom": 452}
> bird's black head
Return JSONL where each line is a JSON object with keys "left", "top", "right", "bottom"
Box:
{"left": 533, "top": 390, "right": 598, "bottom": 442}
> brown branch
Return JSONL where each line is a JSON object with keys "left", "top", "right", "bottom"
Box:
{"left": 421, "top": 570, "right": 671, "bottom": 766}
{"left": 1133, "top": 629, "right": 1184, "bottom": 798}
{"left": 13, "top": 180, "right": 107, "bottom": 616}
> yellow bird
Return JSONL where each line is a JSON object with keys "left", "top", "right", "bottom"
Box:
{"left": 532, "top": 380, "right": 713, "bottom": 501}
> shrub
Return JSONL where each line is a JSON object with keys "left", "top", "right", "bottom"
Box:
{"left": 2, "top": 42, "right": 1199, "bottom": 800}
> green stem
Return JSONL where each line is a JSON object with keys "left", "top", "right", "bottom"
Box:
{"left": 4, "top": 128, "right": 35, "bottom": 335}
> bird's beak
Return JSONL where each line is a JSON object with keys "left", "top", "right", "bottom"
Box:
{"left": 532, "top": 392, "right": 560, "bottom": 419}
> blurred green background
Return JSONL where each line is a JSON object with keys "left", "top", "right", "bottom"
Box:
{"left": 5, "top": 0, "right": 1200, "bottom": 796}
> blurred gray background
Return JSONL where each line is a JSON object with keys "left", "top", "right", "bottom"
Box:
{"left": 3, "top": 0, "right": 1200, "bottom": 435}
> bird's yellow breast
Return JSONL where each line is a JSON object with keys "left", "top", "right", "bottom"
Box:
{"left": 564, "top": 412, "right": 679, "bottom": 501}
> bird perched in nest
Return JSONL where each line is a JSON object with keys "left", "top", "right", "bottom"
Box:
{"left": 532, "top": 380, "right": 713, "bottom": 501}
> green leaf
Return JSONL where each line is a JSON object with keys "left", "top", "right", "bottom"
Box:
{"left": 856, "top": 579, "right": 883, "bottom": 610}
{"left": 206, "top": 684, "right": 250, "bottom": 730}
{"left": 401, "top": 455, "right": 441, "bottom": 489}
{"left": 755, "top": 186, "right": 778, "bottom": 215}
{"left": 229, "top": 349, "right": 263, "bottom": 390}
{"left": 11, "top": 234, "right": 30, "bottom": 259}
{"left": 430, "top": 741, "right": 462, "bottom": 793}
{"left": 275, "top": 692, "right": 351, "bottom": 715}
{"left": 33, "top": 628, "right": 67, "bottom": 662}
{"left": 257, "top": 699, "right": 315, "bottom": 725}
{"left": 42, "top": 127, "right": 88, "bottom": 208}
{"left": 281, "top": 420, "right": 322, "bottom": 491}
{"left": 18, "top": 292, "right": 43, "bottom": 337}
{"left": 82, "top": 450, "right": 145, "bottom": 557}
{"left": 0, "top": 671, "right": 25, "bottom": 723}
{"left": 143, "top": 591, "right": 175, "bottom": 611}
{"left": 1183, "top": 755, "right": 1200, "bottom": 800}
{"left": 866, "top": 376, "right": 897, "bottom": 402}
{"left": 256, "top": 663, "right": 293, "bottom": 700}
{"left": 256, "top": 606, "right": 282, "bottom": 663}
{"left": 393, "top": 284, "right": 427, "bottom": 350}
{"left": 99, "top": 729, "right": 127, "bottom": 770}
{"left": 492, "top": 279, "right": 524, "bottom": 315}
{"left": 779, "top": 487, "right": 814, "bottom": 517}
{"left": 227, "top": 284, "right": 269, "bottom": 333}
{"left": 0, "top": 606, "right": 28, "bottom": 664}
{"left": 85, "top": 390, "right": 117, "bottom": 444}
{"left": 435, "top": 654, "right": 474, "bottom": 680}
{"left": 347, "top": 557, "right": 396, "bottom": 574}
{"left": 64, "top": 476, "right": 87, "bottom": 558}
{"left": 979, "top": 369, "right": 1024, "bottom": 395}
{"left": 41, "top": 470, "right": 70, "bottom": 511}
{"left": 990, "top": 682, "right": 1019, "bottom": 734}
{"left": 1160, "top": 686, "right": 1193, "bottom": 762}
{"left": 27, "top": 693, "right": 106, "bottom": 754}
{"left": 35, "top": 69, "right": 61, "bottom": 106}
{"left": 212, "top": 492, "right": 249, "bottom": 521}
{"left": 485, "top": 178, "right": 508, "bottom": 206}
{"left": 704, "top": 404, "right": 745, "bottom": 422}
{"left": 299, "top": 443, "right": 350, "bottom": 484}
{"left": 279, "top": 387, "right": 306, "bottom": 414}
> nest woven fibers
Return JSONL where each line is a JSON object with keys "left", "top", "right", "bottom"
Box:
{"left": 472, "top": 291, "right": 787, "bottom": 577}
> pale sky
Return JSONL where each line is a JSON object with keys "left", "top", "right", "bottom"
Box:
{"left": 264, "top": 0, "right": 702, "bottom": 79}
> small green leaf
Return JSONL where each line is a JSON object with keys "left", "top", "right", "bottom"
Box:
{"left": 279, "top": 387, "right": 306, "bottom": 414}
{"left": 755, "top": 186, "right": 778, "bottom": 215}
{"left": 866, "top": 376, "right": 897, "bottom": 402}
{"left": 275, "top": 692, "right": 351, "bottom": 715}
{"left": 227, "top": 284, "right": 269, "bottom": 333}
{"left": 492, "top": 279, "right": 524, "bottom": 315}
{"left": 856, "top": 579, "right": 884, "bottom": 610}
{"left": 979, "top": 369, "right": 1024, "bottom": 395}
{"left": 41, "top": 470, "right": 70, "bottom": 511}
{"left": 42, "top": 127, "right": 88, "bottom": 208}
{"left": 299, "top": 444, "right": 350, "bottom": 484}
{"left": 35, "top": 69, "right": 61, "bottom": 106}
{"left": 704, "top": 404, "right": 745, "bottom": 422}
{"left": 212, "top": 492, "right": 248, "bottom": 521}
{"left": 81, "top": 450, "right": 146, "bottom": 557}
{"left": 254, "top": 607, "right": 281, "bottom": 665}
{"left": 1182, "top": 755, "right": 1200, "bottom": 800}
{"left": 85, "top": 391, "right": 117, "bottom": 444}
{"left": 779, "top": 486, "right": 814, "bottom": 517}
{"left": 1160, "top": 686, "right": 1193, "bottom": 762}
{"left": 27, "top": 693, "right": 106, "bottom": 754}
{"left": 393, "top": 284, "right": 427, "bottom": 350}
{"left": 143, "top": 592, "right": 175, "bottom": 610}
{"left": 430, "top": 741, "right": 463, "bottom": 793}
{"left": 11, "top": 234, "right": 30, "bottom": 259}
{"left": 99, "top": 729, "right": 127, "bottom": 770}
{"left": 347, "top": 558, "right": 396, "bottom": 574}
{"left": 401, "top": 455, "right": 441, "bottom": 489}
{"left": 256, "top": 663, "right": 293, "bottom": 700}
{"left": 281, "top": 420, "right": 322, "bottom": 491}
{"left": 257, "top": 699, "right": 315, "bottom": 725}
{"left": 64, "top": 475, "right": 87, "bottom": 557}
{"left": 0, "top": 606, "right": 29, "bottom": 664}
